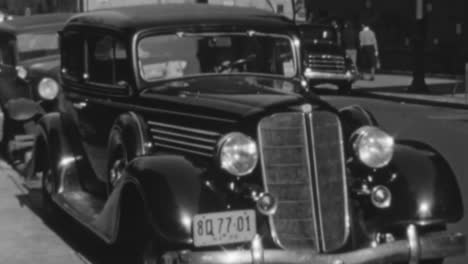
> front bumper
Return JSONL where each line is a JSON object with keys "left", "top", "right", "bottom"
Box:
{"left": 166, "top": 228, "right": 465, "bottom": 264}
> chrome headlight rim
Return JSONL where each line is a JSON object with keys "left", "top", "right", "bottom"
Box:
{"left": 38, "top": 77, "right": 59, "bottom": 100}
{"left": 351, "top": 126, "right": 395, "bottom": 169}
{"left": 217, "top": 132, "right": 258, "bottom": 177}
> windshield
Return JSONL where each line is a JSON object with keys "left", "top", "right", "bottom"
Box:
{"left": 17, "top": 31, "right": 59, "bottom": 61}
{"left": 137, "top": 33, "right": 296, "bottom": 82}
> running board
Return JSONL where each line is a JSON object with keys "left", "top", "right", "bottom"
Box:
{"left": 54, "top": 191, "right": 109, "bottom": 241}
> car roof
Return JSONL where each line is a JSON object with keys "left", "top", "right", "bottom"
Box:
{"left": 0, "top": 13, "right": 72, "bottom": 35}
{"left": 66, "top": 4, "right": 295, "bottom": 33}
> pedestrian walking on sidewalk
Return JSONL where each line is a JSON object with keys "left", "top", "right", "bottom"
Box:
{"left": 342, "top": 20, "right": 359, "bottom": 73}
{"left": 359, "top": 23, "right": 379, "bottom": 81}
{"left": 331, "top": 19, "right": 342, "bottom": 46}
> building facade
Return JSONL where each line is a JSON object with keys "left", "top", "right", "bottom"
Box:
{"left": 308, "top": 0, "right": 468, "bottom": 74}
{"left": 1, "top": 0, "right": 465, "bottom": 74}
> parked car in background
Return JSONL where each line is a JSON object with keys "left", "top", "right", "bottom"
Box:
{"left": 32, "top": 4, "right": 465, "bottom": 264}
{"left": 0, "top": 13, "right": 70, "bottom": 166}
{"left": 298, "top": 23, "right": 357, "bottom": 92}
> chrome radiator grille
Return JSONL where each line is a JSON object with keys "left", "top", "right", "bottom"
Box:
{"left": 147, "top": 121, "right": 220, "bottom": 157}
{"left": 306, "top": 54, "right": 346, "bottom": 73}
{"left": 258, "top": 111, "right": 349, "bottom": 252}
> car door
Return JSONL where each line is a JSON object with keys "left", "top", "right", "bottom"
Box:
{"left": 61, "top": 30, "right": 131, "bottom": 187}
{"left": 0, "top": 33, "right": 22, "bottom": 104}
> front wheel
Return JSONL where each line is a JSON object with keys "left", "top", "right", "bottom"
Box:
{"left": 112, "top": 195, "right": 161, "bottom": 264}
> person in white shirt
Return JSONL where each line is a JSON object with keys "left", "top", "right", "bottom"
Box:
{"left": 359, "top": 23, "right": 379, "bottom": 81}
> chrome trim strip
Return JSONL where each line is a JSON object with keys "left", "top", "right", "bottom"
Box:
{"left": 150, "top": 128, "right": 218, "bottom": 144}
{"left": 65, "top": 95, "right": 237, "bottom": 124}
{"left": 335, "top": 113, "right": 352, "bottom": 246}
{"left": 129, "top": 111, "right": 147, "bottom": 155}
{"left": 407, "top": 224, "right": 421, "bottom": 264}
{"left": 148, "top": 121, "right": 220, "bottom": 137}
{"left": 305, "top": 113, "right": 321, "bottom": 251}
{"left": 152, "top": 135, "right": 214, "bottom": 151}
{"left": 257, "top": 114, "right": 287, "bottom": 249}
{"left": 309, "top": 112, "right": 350, "bottom": 252}
{"left": 154, "top": 142, "right": 213, "bottom": 158}
{"left": 257, "top": 113, "right": 319, "bottom": 251}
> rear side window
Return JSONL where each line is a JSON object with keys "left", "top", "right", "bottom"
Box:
{"left": 87, "top": 34, "right": 129, "bottom": 85}
{"left": 0, "top": 34, "right": 15, "bottom": 66}
{"left": 61, "top": 31, "right": 84, "bottom": 80}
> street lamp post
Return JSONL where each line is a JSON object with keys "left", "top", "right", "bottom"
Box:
{"left": 409, "top": 0, "right": 429, "bottom": 93}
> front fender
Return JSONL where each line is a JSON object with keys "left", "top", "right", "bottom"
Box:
{"left": 4, "top": 98, "right": 43, "bottom": 121}
{"left": 339, "top": 105, "right": 378, "bottom": 138}
{"left": 372, "top": 140, "right": 463, "bottom": 226}
{"left": 99, "top": 155, "right": 226, "bottom": 245}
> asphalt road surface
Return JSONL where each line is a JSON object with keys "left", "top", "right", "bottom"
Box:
{"left": 0, "top": 94, "right": 467, "bottom": 263}
{"left": 325, "top": 94, "right": 468, "bottom": 264}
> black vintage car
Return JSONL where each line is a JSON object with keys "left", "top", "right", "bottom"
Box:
{"left": 298, "top": 23, "right": 357, "bottom": 92}
{"left": 0, "top": 13, "right": 70, "bottom": 165}
{"left": 31, "top": 4, "right": 465, "bottom": 263}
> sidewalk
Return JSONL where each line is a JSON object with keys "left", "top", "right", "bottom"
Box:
{"left": 0, "top": 160, "right": 87, "bottom": 264}
{"left": 349, "top": 74, "right": 468, "bottom": 108}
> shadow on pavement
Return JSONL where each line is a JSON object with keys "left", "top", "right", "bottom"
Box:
{"left": 14, "top": 181, "right": 115, "bottom": 263}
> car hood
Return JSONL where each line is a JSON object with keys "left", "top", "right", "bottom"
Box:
{"left": 21, "top": 55, "right": 60, "bottom": 77}
{"left": 140, "top": 75, "right": 331, "bottom": 121}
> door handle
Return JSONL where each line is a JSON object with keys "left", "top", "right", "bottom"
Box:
{"left": 72, "top": 101, "right": 87, "bottom": 110}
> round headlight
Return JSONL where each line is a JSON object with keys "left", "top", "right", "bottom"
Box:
{"left": 351, "top": 126, "right": 394, "bottom": 168}
{"left": 218, "top": 132, "right": 258, "bottom": 177}
{"left": 16, "top": 66, "right": 27, "bottom": 79}
{"left": 38, "top": 77, "right": 59, "bottom": 100}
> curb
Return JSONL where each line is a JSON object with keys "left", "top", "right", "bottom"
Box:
{"left": 379, "top": 70, "right": 464, "bottom": 80}
{"left": 351, "top": 91, "right": 468, "bottom": 110}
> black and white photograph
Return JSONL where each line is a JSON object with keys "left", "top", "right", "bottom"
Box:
{"left": 0, "top": 0, "right": 466, "bottom": 263}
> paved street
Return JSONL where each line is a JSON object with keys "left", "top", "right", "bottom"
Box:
{"left": 326, "top": 94, "right": 468, "bottom": 264}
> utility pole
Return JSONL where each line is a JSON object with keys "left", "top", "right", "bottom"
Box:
{"left": 304, "top": 0, "right": 312, "bottom": 22}
{"left": 291, "top": 0, "right": 296, "bottom": 22}
{"left": 408, "top": 0, "right": 429, "bottom": 93}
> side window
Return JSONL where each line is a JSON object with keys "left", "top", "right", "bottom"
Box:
{"left": 0, "top": 35, "right": 15, "bottom": 66}
{"left": 61, "top": 31, "right": 84, "bottom": 80}
{"left": 87, "top": 34, "right": 129, "bottom": 85}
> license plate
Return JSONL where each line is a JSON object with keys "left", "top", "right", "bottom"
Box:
{"left": 193, "top": 210, "right": 256, "bottom": 247}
